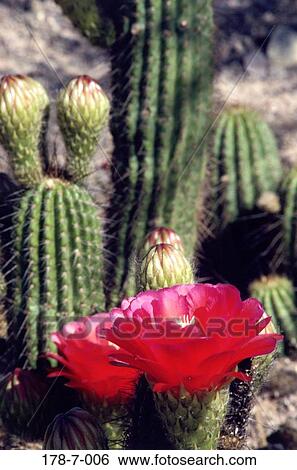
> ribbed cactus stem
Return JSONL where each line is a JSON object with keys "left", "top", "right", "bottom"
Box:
{"left": 0, "top": 75, "right": 49, "bottom": 186}
{"left": 4, "top": 177, "right": 104, "bottom": 369}
{"left": 57, "top": 75, "right": 110, "bottom": 181}
{"left": 249, "top": 275, "right": 297, "bottom": 349}
{"left": 154, "top": 387, "right": 228, "bottom": 450}
{"left": 282, "top": 168, "right": 297, "bottom": 285}
{"left": 55, "top": 0, "right": 115, "bottom": 47}
{"left": 211, "top": 106, "right": 282, "bottom": 227}
{"left": 95, "top": 0, "right": 214, "bottom": 304}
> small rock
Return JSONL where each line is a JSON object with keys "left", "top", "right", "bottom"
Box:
{"left": 267, "top": 26, "right": 297, "bottom": 69}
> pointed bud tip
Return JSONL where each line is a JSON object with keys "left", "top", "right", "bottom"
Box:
{"left": 143, "top": 227, "right": 184, "bottom": 254}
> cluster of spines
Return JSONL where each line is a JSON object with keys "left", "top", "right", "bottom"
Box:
{"left": 211, "top": 106, "right": 282, "bottom": 227}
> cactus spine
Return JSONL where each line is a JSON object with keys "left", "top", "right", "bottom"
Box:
{"left": 0, "top": 75, "right": 107, "bottom": 369}
{"left": 211, "top": 107, "right": 282, "bottom": 227}
{"left": 55, "top": 0, "right": 214, "bottom": 304}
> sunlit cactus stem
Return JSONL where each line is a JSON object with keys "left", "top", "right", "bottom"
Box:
{"left": 0, "top": 75, "right": 49, "bottom": 186}
{"left": 55, "top": 0, "right": 214, "bottom": 304}
{"left": 211, "top": 106, "right": 282, "bottom": 228}
{"left": 4, "top": 178, "right": 104, "bottom": 369}
{"left": 249, "top": 275, "right": 297, "bottom": 352}
{"left": 57, "top": 75, "right": 110, "bottom": 181}
{"left": 281, "top": 168, "right": 297, "bottom": 286}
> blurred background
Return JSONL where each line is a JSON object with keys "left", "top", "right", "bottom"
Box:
{"left": 1, "top": 0, "right": 297, "bottom": 450}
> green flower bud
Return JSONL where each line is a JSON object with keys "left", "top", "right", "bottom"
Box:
{"left": 0, "top": 75, "right": 49, "bottom": 186}
{"left": 57, "top": 75, "right": 110, "bottom": 180}
{"left": 139, "top": 243, "right": 194, "bottom": 291}
{"left": 43, "top": 407, "right": 108, "bottom": 450}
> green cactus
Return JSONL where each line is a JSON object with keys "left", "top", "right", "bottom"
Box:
{"left": 0, "top": 75, "right": 49, "bottom": 186}
{"left": 0, "top": 75, "right": 107, "bottom": 369}
{"left": 54, "top": 0, "right": 115, "bottom": 47}
{"left": 55, "top": 0, "right": 214, "bottom": 305}
{"left": 137, "top": 243, "right": 194, "bottom": 291}
{"left": 249, "top": 275, "right": 297, "bottom": 350}
{"left": 57, "top": 75, "right": 110, "bottom": 181}
{"left": 282, "top": 168, "right": 297, "bottom": 283}
{"left": 211, "top": 106, "right": 282, "bottom": 227}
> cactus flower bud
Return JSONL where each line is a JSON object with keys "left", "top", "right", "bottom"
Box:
{"left": 57, "top": 75, "right": 110, "bottom": 180}
{"left": 0, "top": 368, "right": 52, "bottom": 439}
{"left": 143, "top": 226, "right": 184, "bottom": 253}
{"left": 0, "top": 75, "right": 49, "bottom": 185}
{"left": 43, "top": 407, "right": 108, "bottom": 450}
{"left": 139, "top": 243, "right": 194, "bottom": 291}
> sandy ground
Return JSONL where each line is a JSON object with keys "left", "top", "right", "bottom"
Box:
{"left": 1, "top": 0, "right": 297, "bottom": 450}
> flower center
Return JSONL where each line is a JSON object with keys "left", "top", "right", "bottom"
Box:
{"left": 177, "top": 314, "right": 194, "bottom": 328}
